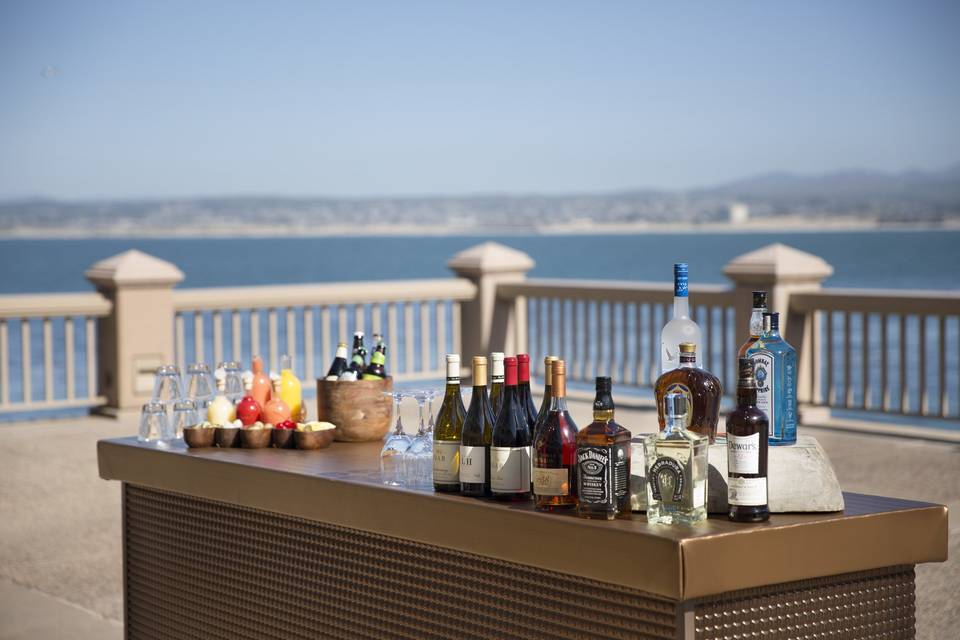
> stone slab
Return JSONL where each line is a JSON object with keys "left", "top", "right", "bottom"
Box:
{"left": 630, "top": 434, "right": 845, "bottom": 513}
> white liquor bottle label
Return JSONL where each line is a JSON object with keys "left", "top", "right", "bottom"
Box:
{"left": 728, "top": 476, "right": 767, "bottom": 506}
{"left": 490, "top": 446, "right": 530, "bottom": 493}
{"left": 577, "top": 446, "right": 613, "bottom": 505}
{"left": 727, "top": 433, "right": 760, "bottom": 474}
{"left": 432, "top": 441, "right": 461, "bottom": 484}
{"left": 750, "top": 351, "right": 776, "bottom": 437}
{"left": 459, "top": 445, "right": 485, "bottom": 484}
{"left": 532, "top": 466, "right": 570, "bottom": 496}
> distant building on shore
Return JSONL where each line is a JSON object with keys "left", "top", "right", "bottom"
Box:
{"left": 728, "top": 202, "right": 750, "bottom": 225}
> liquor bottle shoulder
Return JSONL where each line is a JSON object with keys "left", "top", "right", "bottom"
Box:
{"left": 577, "top": 418, "right": 627, "bottom": 443}
{"left": 725, "top": 406, "right": 768, "bottom": 435}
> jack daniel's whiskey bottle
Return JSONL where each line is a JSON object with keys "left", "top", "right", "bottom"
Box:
{"left": 575, "top": 377, "right": 631, "bottom": 520}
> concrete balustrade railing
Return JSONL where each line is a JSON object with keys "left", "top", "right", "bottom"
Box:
{"left": 0, "top": 241, "right": 957, "bottom": 429}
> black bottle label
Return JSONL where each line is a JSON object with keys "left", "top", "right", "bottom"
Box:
{"left": 648, "top": 457, "right": 685, "bottom": 504}
{"left": 577, "top": 446, "right": 612, "bottom": 506}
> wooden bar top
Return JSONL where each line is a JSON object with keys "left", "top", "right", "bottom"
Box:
{"left": 98, "top": 437, "right": 948, "bottom": 600}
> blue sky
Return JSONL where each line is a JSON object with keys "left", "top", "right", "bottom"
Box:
{"left": 1, "top": 1, "right": 958, "bottom": 199}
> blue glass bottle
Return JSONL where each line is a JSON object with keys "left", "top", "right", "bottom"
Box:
{"left": 745, "top": 312, "right": 797, "bottom": 445}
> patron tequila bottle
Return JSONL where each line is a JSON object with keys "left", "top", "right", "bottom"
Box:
{"left": 644, "top": 392, "right": 708, "bottom": 525}
{"left": 746, "top": 312, "right": 797, "bottom": 446}
{"left": 654, "top": 342, "right": 722, "bottom": 443}
{"left": 660, "top": 262, "right": 702, "bottom": 373}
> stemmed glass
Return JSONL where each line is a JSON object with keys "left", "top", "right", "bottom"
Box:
{"left": 219, "top": 361, "right": 244, "bottom": 404}
{"left": 380, "top": 390, "right": 412, "bottom": 486}
{"left": 139, "top": 402, "right": 174, "bottom": 446}
{"left": 185, "top": 363, "right": 215, "bottom": 414}
{"left": 151, "top": 365, "right": 183, "bottom": 405}
{"left": 424, "top": 389, "right": 437, "bottom": 436}
{"left": 171, "top": 400, "right": 198, "bottom": 439}
{"left": 404, "top": 390, "right": 434, "bottom": 489}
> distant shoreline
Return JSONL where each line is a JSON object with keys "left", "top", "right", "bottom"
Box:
{"left": 1, "top": 218, "right": 957, "bottom": 239}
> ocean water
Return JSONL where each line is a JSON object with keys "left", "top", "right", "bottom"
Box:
{"left": 2, "top": 230, "right": 959, "bottom": 294}
{"left": 1, "top": 230, "right": 958, "bottom": 425}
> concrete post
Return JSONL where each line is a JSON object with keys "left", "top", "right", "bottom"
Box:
{"left": 723, "top": 243, "right": 833, "bottom": 408}
{"left": 447, "top": 242, "right": 535, "bottom": 364}
{"left": 85, "top": 250, "right": 184, "bottom": 414}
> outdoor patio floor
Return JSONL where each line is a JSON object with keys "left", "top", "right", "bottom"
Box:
{"left": 1, "top": 401, "right": 956, "bottom": 640}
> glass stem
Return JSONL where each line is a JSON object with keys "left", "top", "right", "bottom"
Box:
{"left": 417, "top": 400, "right": 426, "bottom": 436}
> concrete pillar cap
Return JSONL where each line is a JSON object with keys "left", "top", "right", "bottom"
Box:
{"left": 447, "top": 241, "right": 535, "bottom": 276}
{"left": 85, "top": 249, "right": 185, "bottom": 289}
{"left": 723, "top": 242, "right": 833, "bottom": 284}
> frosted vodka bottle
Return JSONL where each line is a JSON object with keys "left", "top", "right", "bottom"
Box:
{"left": 660, "top": 263, "right": 702, "bottom": 373}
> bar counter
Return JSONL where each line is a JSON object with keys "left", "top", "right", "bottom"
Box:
{"left": 98, "top": 437, "right": 948, "bottom": 639}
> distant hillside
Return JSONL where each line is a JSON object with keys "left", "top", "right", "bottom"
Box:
{"left": 1, "top": 165, "right": 958, "bottom": 234}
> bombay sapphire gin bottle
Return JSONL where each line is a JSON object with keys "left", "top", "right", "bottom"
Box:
{"left": 746, "top": 312, "right": 797, "bottom": 446}
{"left": 643, "top": 393, "right": 708, "bottom": 525}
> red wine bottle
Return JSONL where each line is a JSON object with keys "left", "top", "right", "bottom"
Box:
{"left": 516, "top": 354, "right": 539, "bottom": 432}
{"left": 533, "top": 359, "right": 579, "bottom": 511}
{"left": 490, "top": 356, "right": 532, "bottom": 501}
{"left": 460, "top": 356, "right": 495, "bottom": 497}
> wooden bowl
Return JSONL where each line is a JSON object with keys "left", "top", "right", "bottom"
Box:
{"left": 240, "top": 428, "right": 272, "bottom": 449}
{"left": 215, "top": 427, "right": 241, "bottom": 448}
{"left": 295, "top": 428, "right": 336, "bottom": 450}
{"left": 184, "top": 427, "right": 215, "bottom": 448}
{"left": 272, "top": 428, "right": 295, "bottom": 449}
{"left": 316, "top": 376, "right": 393, "bottom": 442}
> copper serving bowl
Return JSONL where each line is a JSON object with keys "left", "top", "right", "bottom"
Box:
{"left": 183, "top": 427, "right": 215, "bottom": 448}
{"left": 272, "top": 428, "right": 295, "bottom": 449}
{"left": 215, "top": 427, "right": 241, "bottom": 448}
{"left": 240, "top": 428, "right": 272, "bottom": 449}
{"left": 295, "top": 428, "right": 336, "bottom": 450}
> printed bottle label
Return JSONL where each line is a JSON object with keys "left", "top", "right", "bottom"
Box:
{"left": 728, "top": 476, "right": 767, "bottom": 506}
{"left": 459, "top": 445, "right": 486, "bottom": 484}
{"left": 577, "top": 446, "right": 613, "bottom": 505}
{"left": 432, "top": 441, "right": 461, "bottom": 484}
{"left": 727, "top": 432, "right": 760, "bottom": 475}
{"left": 648, "top": 456, "right": 686, "bottom": 505}
{"left": 613, "top": 444, "right": 630, "bottom": 498}
{"left": 750, "top": 351, "right": 777, "bottom": 438}
{"left": 532, "top": 467, "right": 570, "bottom": 496}
{"left": 490, "top": 446, "right": 530, "bottom": 493}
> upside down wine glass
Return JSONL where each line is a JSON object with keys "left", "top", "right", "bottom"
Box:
{"left": 380, "top": 391, "right": 411, "bottom": 486}
{"left": 405, "top": 390, "right": 434, "bottom": 490}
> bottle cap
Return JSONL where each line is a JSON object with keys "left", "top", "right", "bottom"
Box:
{"left": 594, "top": 376, "right": 612, "bottom": 392}
{"left": 491, "top": 352, "right": 504, "bottom": 361}
{"left": 354, "top": 331, "right": 364, "bottom": 338}
{"left": 737, "top": 357, "right": 757, "bottom": 389}
{"left": 679, "top": 342, "right": 696, "bottom": 353}
{"left": 674, "top": 263, "right": 689, "bottom": 298}
{"left": 552, "top": 360, "right": 566, "bottom": 398}
{"left": 663, "top": 392, "right": 688, "bottom": 420}
{"left": 446, "top": 354, "right": 460, "bottom": 363}
{"left": 504, "top": 356, "right": 518, "bottom": 386}
{"left": 517, "top": 353, "right": 531, "bottom": 382}
{"left": 752, "top": 291, "right": 767, "bottom": 308}
{"left": 472, "top": 356, "right": 488, "bottom": 386}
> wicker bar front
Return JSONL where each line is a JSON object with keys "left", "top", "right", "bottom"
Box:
{"left": 124, "top": 484, "right": 916, "bottom": 640}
